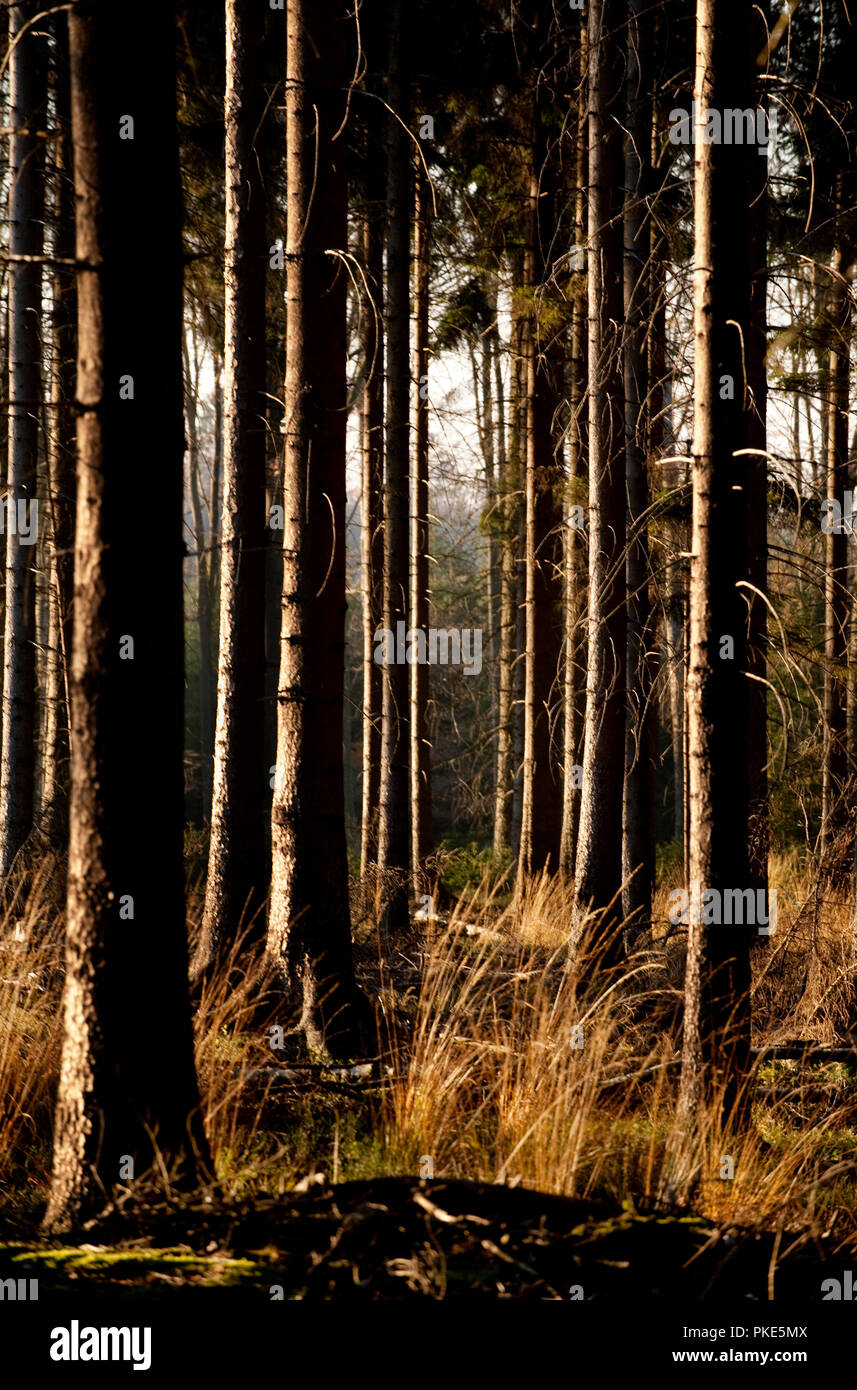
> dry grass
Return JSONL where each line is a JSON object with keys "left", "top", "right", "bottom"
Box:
{"left": 0, "top": 855, "right": 855, "bottom": 1257}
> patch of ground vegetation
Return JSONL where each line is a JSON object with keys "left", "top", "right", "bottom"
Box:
{"left": 0, "top": 1177, "right": 847, "bottom": 1300}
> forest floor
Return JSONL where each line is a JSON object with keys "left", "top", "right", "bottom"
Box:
{"left": 0, "top": 1177, "right": 845, "bottom": 1300}
{"left": 2, "top": 846, "right": 857, "bottom": 1298}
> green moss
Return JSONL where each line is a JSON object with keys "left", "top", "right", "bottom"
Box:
{"left": 0, "top": 1244, "right": 268, "bottom": 1288}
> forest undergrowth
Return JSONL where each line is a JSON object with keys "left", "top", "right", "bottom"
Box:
{"left": 1, "top": 845, "right": 856, "bottom": 1268}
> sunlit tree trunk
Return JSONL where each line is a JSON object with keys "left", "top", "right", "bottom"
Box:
{"left": 677, "top": 0, "right": 754, "bottom": 1128}
{"left": 184, "top": 330, "right": 215, "bottom": 823}
{"left": 571, "top": 0, "right": 626, "bottom": 944}
{"left": 518, "top": 86, "right": 564, "bottom": 881}
{"left": 377, "top": 0, "right": 411, "bottom": 932}
{"left": 359, "top": 106, "right": 385, "bottom": 878}
{"left": 410, "top": 159, "right": 433, "bottom": 885}
{"left": 496, "top": 265, "right": 525, "bottom": 858}
{"left": 195, "top": 0, "right": 268, "bottom": 977}
{"left": 621, "top": 0, "right": 654, "bottom": 939}
{"left": 41, "top": 11, "right": 76, "bottom": 837}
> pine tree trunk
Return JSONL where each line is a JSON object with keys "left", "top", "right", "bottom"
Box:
{"left": 268, "top": 0, "right": 373, "bottom": 1055}
{"left": 560, "top": 29, "right": 588, "bottom": 879}
{"left": 410, "top": 160, "right": 433, "bottom": 884}
{"left": 359, "top": 97, "right": 385, "bottom": 878}
{"left": 510, "top": 319, "right": 528, "bottom": 862}
{"left": 518, "top": 85, "right": 564, "bottom": 880}
{"left": 45, "top": 0, "right": 209, "bottom": 1232}
{"left": 195, "top": 0, "right": 269, "bottom": 977}
{"left": 377, "top": 0, "right": 412, "bottom": 932}
{"left": 41, "top": 12, "right": 76, "bottom": 838}
{"left": 184, "top": 334, "right": 215, "bottom": 823}
{"left": 1, "top": 2, "right": 47, "bottom": 875}
{"left": 571, "top": 0, "right": 627, "bottom": 943}
{"left": 747, "top": 41, "right": 769, "bottom": 897}
{"left": 494, "top": 274, "right": 524, "bottom": 858}
{"left": 210, "top": 352, "right": 223, "bottom": 612}
{"left": 677, "top": 0, "right": 754, "bottom": 1128}
{"left": 621, "top": 0, "right": 654, "bottom": 939}
{"left": 820, "top": 173, "right": 851, "bottom": 881}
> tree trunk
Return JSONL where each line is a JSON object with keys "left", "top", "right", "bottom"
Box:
{"left": 1, "top": 2, "right": 47, "bottom": 875}
{"left": 41, "top": 11, "right": 76, "bottom": 838}
{"left": 510, "top": 313, "right": 528, "bottom": 863}
{"left": 747, "top": 8, "right": 769, "bottom": 899}
{"left": 571, "top": 0, "right": 627, "bottom": 944}
{"left": 45, "top": 0, "right": 209, "bottom": 1232}
{"left": 560, "top": 28, "right": 588, "bottom": 879}
{"left": 268, "top": 0, "right": 373, "bottom": 1055}
{"left": 377, "top": 0, "right": 411, "bottom": 933}
{"left": 517, "top": 94, "right": 565, "bottom": 881}
{"left": 820, "top": 173, "right": 851, "bottom": 882}
{"left": 359, "top": 94, "right": 385, "bottom": 878}
{"left": 195, "top": 0, "right": 269, "bottom": 978}
{"left": 495, "top": 270, "right": 525, "bottom": 859}
{"left": 410, "top": 159, "right": 433, "bottom": 885}
{"left": 184, "top": 332, "right": 215, "bottom": 823}
{"left": 676, "top": 0, "right": 754, "bottom": 1129}
{"left": 621, "top": 0, "right": 654, "bottom": 939}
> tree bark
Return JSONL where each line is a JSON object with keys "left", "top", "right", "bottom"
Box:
{"left": 517, "top": 99, "right": 565, "bottom": 881}
{"left": 1, "top": 2, "right": 47, "bottom": 875}
{"left": 571, "top": 0, "right": 627, "bottom": 944}
{"left": 677, "top": 0, "right": 754, "bottom": 1129}
{"left": 377, "top": 0, "right": 411, "bottom": 932}
{"left": 560, "top": 26, "right": 588, "bottom": 879}
{"left": 410, "top": 159, "right": 433, "bottom": 885}
{"left": 621, "top": 0, "right": 654, "bottom": 939}
{"left": 747, "top": 7, "right": 770, "bottom": 899}
{"left": 41, "top": 11, "right": 76, "bottom": 838}
{"left": 820, "top": 173, "right": 851, "bottom": 882}
{"left": 194, "top": 0, "right": 269, "bottom": 978}
{"left": 359, "top": 84, "right": 385, "bottom": 878}
{"left": 495, "top": 267, "right": 525, "bottom": 859}
{"left": 268, "top": 0, "right": 373, "bottom": 1055}
{"left": 45, "top": 0, "right": 209, "bottom": 1232}
{"left": 184, "top": 331, "right": 215, "bottom": 824}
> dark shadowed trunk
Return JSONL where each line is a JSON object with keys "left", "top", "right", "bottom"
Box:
{"left": 560, "top": 26, "right": 588, "bottom": 879}
{"left": 45, "top": 0, "right": 209, "bottom": 1233}
{"left": 820, "top": 172, "right": 851, "bottom": 881}
{"left": 1, "top": 2, "right": 47, "bottom": 875}
{"left": 747, "top": 8, "right": 769, "bottom": 899}
{"left": 268, "top": 0, "right": 373, "bottom": 1055}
